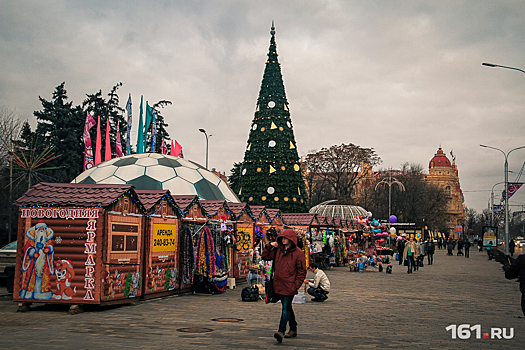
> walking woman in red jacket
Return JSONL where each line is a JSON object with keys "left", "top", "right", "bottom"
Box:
{"left": 262, "top": 228, "right": 307, "bottom": 343}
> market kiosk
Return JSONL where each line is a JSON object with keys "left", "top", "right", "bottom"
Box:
{"left": 135, "top": 190, "right": 182, "bottom": 298}
{"left": 12, "top": 183, "right": 146, "bottom": 312}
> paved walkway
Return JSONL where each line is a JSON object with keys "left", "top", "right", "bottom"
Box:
{"left": 0, "top": 246, "right": 524, "bottom": 349}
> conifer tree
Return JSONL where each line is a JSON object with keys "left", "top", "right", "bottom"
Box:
{"left": 239, "top": 23, "right": 308, "bottom": 213}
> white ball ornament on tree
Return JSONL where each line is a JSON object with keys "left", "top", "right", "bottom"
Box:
{"left": 242, "top": 169, "right": 247, "bottom": 175}
{"left": 286, "top": 121, "right": 291, "bottom": 128}
{"left": 269, "top": 140, "right": 276, "bottom": 147}
{"left": 267, "top": 187, "right": 275, "bottom": 194}
{"left": 252, "top": 124, "right": 257, "bottom": 130}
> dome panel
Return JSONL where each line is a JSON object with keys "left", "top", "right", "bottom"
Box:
{"left": 147, "top": 153, "right": 164, "bottom": 159}
{"left": 158, "top": 158, "right": 183, "bottom": 168}
{"left": 114, "top": 165, "right": 145, "bottom": 180}
{"left": 175, "top": 166, "right": 204, "bottom": 183}
{"left": 195, "top": 179, "right": 225, "bottom": 200}
{"left": 114, "top": 157, "right": 139, "bottom": 167}
{"left": 309, "top": 203, "right": 369, "bottom": 220}
{"left": 163, "top": 177, "right": 198, "bottom": 196}
{"left": 73, "top": 167, "right": 97, "bottom": 183}
{"left": 146, "top": 166, "right": 176, "bottom": 182}
{"left": 96, "top": 158, "right": 121, "bottom": 167}
{"left": 89, "top": 165, "right": 118, "bottom": 182}
{"left": 97, "top": 176, "right": 126, "bottom": 184}
{"left": 127, "top": 175, "right": 163, "bottom": 190}
{"left": 198, "top": 168, "right": 221, "bottom": 185}
{"left": 135, "top": 157, "right": 158, "bottom": 166}
{"left": 217, "top": 180, "right": 240, "bottom": 202}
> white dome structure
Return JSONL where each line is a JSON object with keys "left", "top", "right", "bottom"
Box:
{"left": 72, "top": 153, "right": 239, "bottom": 202}
{"left": 309, "top": 201, "right": 370, "bottom": 220}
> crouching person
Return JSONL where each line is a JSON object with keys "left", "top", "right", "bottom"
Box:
{"left": 304, "top": 263, "right": 331, "bottom": 302}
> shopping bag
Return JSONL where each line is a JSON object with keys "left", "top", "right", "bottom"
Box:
{"left": 265, "top": 248, "right": 279, "bottom": 304}
{"left": 395, "top": 252, "right": 399, "bottom": 261}
{"left": 404, "top": 259, "right": 408, "bottom": 266}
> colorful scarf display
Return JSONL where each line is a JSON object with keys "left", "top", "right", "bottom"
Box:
{"left": 196, "top": 227, "right": 216, "bottom": 278}
{"left": 183, "top": 228, "right": 194, "bottom": 285}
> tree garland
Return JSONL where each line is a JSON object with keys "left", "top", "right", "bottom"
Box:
{"left": 183, "top": 227, "right": 194, "bottom": 285}
{"left": 196, "top": 227, "right": 216, "bottom": 278}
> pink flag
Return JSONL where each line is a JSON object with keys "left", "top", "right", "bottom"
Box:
{"left": 116, "top": 121, "right": 123, "bottom": 157}
{"left": 170, "top": 140, "right": 175, "bottom": 156}
{"left": 105, "top": 118, "right": 111, "bottom": 161}
{"left": 95, "top": 115, "right": 102, "bottom": 165}
{"left": 160, "top": 139, "right": 167, "bottom": 155}
{"left": 83, "top": 112, "right": 96, "bottom": 171}
{"left": 173, "top": 140, "right": 183, "bottom": 157}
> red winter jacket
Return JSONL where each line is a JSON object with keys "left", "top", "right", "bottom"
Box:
{"left": 262, "top": 229, "right": 307, "bottom": 296}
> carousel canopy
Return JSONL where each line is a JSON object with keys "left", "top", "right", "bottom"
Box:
{"left": 309, "top": 201, "right": 369, "bottom": 220}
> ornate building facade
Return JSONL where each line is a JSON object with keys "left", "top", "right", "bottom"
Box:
{"left": 425, "top": 147, "right": 465, "bottom": 239}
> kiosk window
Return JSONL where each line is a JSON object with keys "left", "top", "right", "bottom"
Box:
{"left": 111, "top": 223, "right": 139, "bottom": 252}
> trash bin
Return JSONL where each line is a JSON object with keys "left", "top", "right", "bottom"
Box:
{"left": 5, "top": 265, "right": 15, "bottom": 294}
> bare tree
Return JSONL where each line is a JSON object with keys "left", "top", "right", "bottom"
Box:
{"left": 0, "top": 106, "right": 23, "bottom": 167}
{"left": 304, "top": 143, "right": 381, "bottom": 204}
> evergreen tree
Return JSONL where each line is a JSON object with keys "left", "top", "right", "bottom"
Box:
{"left": 147, "top": 100, "right": 172, "bottom": 153}
{"left": 228, "top": 162, "right": 243, "bottom": 197}
{"left": 83, "top": 83, "right": 127, "bottom": 159}
{"left": 33, "top": 82, "right": 84, "bottom": 182}
{"left": 239, "top": 23, "right": 308, "bottom": 213}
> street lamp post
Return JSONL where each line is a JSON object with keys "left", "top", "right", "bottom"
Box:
{"left": 198, "top": 129, "right": 213, "bottom": 169}
{"left": 480, "top": 145, "right": 525, "bottom": 256}
{"left": 375, "top": 169, "right": 405, "bottom": 226}
{"left": 482, "top": 62, "right": 525, "bottom": 74}
{"left": 490, "top": 181, "right": 505, "bottom": 227}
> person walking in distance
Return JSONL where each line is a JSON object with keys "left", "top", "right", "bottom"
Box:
{"left": 426, "top": 239, "right": 435, "bottom": 265}
{"left": 486, "top": 241, "right": 493, "bottom": 260}
{"left": 397, "top": 237, "right": 406, "bottom": 266}
{"left": 509, "top": 239, "right": 516, "bottom": 257}
{"left": 262, "top": 229, "right": 307, "bottom": 343}
{"left": 446, "top": 237, "right": 454, "bottom": 256}
{"left": 464, "top": 238, "right": 471, "bottom": 259}
{"left": 403, "top": 237, "right": 418, "bottom": 274}
{"left": 478, "top": 239, "right": 483, "bottom": 252}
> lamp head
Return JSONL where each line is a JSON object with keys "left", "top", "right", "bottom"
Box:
{"left": 482, "top": 63, "right": 497, "bottom": 67}
{"left": 199, "top": 128, "right": 206, "bottom": 133}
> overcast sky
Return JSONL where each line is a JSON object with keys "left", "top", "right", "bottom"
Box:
{"left": 1, "top": 1, "right": 525, "bottom": 214}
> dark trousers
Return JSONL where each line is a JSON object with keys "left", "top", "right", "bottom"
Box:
{"left": 307, "top": 286, "right": 328, "bottom": 300}
{"left": 407, "top": 255, "right": 415, "bottom": 273}
{"left": 487, "top": 250, "right": 492, "bottom": 260}
{"left": 398, "top": 255, "right": 404, "bottom": 265}
{"left": 522, "top": 296, "right": 525, "bottom": 317}
{"left": 278, "top": 295, "right": 297, "bottom": 333}
{"left": 464, "top": 248, "right": 469, "bottom": 258}
{"left": 427, "top": 253, "right": 433, "bottom": 265}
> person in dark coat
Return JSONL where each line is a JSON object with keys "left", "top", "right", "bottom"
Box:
{"left": 478, "top": 239, "right": 483, "bottom": 252}
{"left": 457, "top": 239, "right": 464, "bottom": 256}
{"left": 464, "top": 239, "right": 471, "bottom": 258}
{"left": 505, "top": 253, "right": 525, "bottom": 316}
{"left": 509, "top": 239, "right": 516, "bottom": 257}
{"left": 262, "top": 228, "right": 307, "bottom": 343}
{"left": 426, "top": 239, "right": 435, "bottom": 265}
{"left": 397, "top": 238, "right": 406, "bottom": 266}
{"left": 446, "top": 238, "right": 454, "bottom": 256}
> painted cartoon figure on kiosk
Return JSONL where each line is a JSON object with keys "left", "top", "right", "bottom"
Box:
{"left": 19, "top": 221, "right": 55, "bottom": 300}
{"left": 53, "top": 259, "right": 77, "bottom": 300}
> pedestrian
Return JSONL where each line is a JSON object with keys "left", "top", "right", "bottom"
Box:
{"left": 397, "top": 237, "right": 406, "bottom": 266}
{"left": 304, "top": 263, "right": 330, "bottom": 302}
{"left": 261, "top": 228, "right": 307, "bottom": 343}
{"left": 403, "top": 236, "right": 418, "bottom": 274}
{"left": 504, "top": 253, "right": 525, "bottom": 317}
{"left": 509, "top": 239, "right": 516, "bottom": 257}
{"left": 486, "top": 241, "right": 493, "bottom": 260}
{"left": 437, "top": 238, "right": 442, "bottom": 250}
{"left": 464, "top": 238, "right": 470, "bottom": 258}
{"left": 416, "top": 239, "right": 425, "bottom": 269}
{"left": 478, "top": 239, "right": 483, "bottom": 252}
{"left": 457, "top": 239, "right": 464, "bottom": 256}
{"left": 446, "top": 238, "right": 454, "bottom": 256}
{"left": 426, "top": 239, "right": 435, "bottom": 265}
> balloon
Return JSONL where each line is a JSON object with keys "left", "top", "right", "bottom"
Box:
{"left": 389, "top": 215, "right": 397, "bottom": 223}
{"left": 390, "top": 227, "right": 397, "bottom": 235}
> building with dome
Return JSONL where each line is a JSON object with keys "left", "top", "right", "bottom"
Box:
{"left": 309, "top": 202, "right": 369, "bottom": 220}
{"left": 425, "top": 147, "right": 465, "bottom": 238}
{"left": 71, "top": 153, "right": 239, "bottom": 202}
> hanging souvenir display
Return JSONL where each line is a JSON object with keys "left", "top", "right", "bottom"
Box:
{"left": 195, "top": 227, "right": 216, "bottom": 278}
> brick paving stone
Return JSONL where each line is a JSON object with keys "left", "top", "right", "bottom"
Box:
{"left": 0, "top": 246, "right": 524, "bottom": 349}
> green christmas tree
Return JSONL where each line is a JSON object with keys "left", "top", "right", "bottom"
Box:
{"left": 239, "top": 23, "right": 308, "bottom": 213}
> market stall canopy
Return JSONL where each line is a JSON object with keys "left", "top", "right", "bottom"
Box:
{"left": 135, "top": 189, "right": 180, "bottom": 214}
{"left": 309, "top": 203, "right": 369, "bottom": 220}
{"left": 281, "top": 213, "right": 318, "bottom": 226}
{"left": 72, "top": 153, "right": 239, "bottom": 202}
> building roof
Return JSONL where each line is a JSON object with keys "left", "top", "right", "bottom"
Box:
{"left": 248, "top": 205, "right": 266, "bottom": 219}
{"left": 14, "top": 182, "right": 135, "bottom": 207}
{"left": 172, "top": 195, "right": 199, "bottom": 213}
{"left": 200, "top": 200, "right": 226, "bottom": 216}
{"left": 134, "top": 189, "right": 173, "bottom": 211}
{"left": 429, "top": 147, "right": 452, "bottom": 168}
{"left": 226, "top": 202, "right": 251, "bottom": 219}
{"left": 281, "top": 213, "right": 317, "bottom": 226}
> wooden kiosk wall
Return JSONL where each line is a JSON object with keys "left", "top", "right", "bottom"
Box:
{"left": 13, "top": 194, "right": 145, "bottom": 306}
{"left": 142, "top": 195, "right": 182, "bottom": 298}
